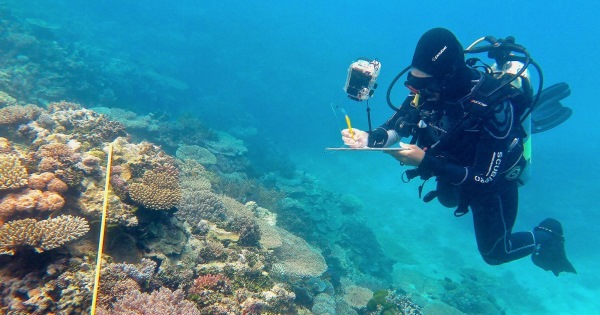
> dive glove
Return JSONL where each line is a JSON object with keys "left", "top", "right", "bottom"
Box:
{"left": 341, "top": 128, "right": 368, "bottom": 148}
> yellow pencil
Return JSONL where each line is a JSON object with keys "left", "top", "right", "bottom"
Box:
{"left": 345, "top": 114, "right": 354, "bottom": 138}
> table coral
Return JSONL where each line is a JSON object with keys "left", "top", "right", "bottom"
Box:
{"left": 204, "top": 131, "right": 248, "bottom": 156}
{"left": 0, "top": 215, "right": 89, "bottom": 255}
{"left": 270, "top": 228, "right": 327, "bottom": 280}
{"left": 175, "top": 144, "right": 217, "bottom": 165}
{"left": 0, "top": 153, "right": 29, "bottom": 191}
{"left": 129, "top": 168, "right": 181, "bottom": 210}
{"left": 343, "top": 285, "right": 373, "bottom": 309}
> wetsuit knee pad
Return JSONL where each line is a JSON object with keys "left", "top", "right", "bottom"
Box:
{"left": 480, "top": 252, "right": 504, "bottom": 266}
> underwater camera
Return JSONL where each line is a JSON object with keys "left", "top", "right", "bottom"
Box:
{"left": 344, "top": 58, "right": 381, "bottom": 101}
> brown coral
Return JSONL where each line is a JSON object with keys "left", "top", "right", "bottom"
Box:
{"left": 35, "top": 142, "right": 81, "bottom": 170}
{"left": 0, "top": 215, "right": 90, "bottom": 255}
{"left": 27, "top": 172, "right": 56, "bottom": 190}
{"left": 46, "top": 177, "right": 68, "bottom": 193}
{"left": 37, "top": 191, "right": 66, "bottom": 211}
{"left": 0, "top": 104, "right": 44, "bottom": 125}
{"left": 0, "top": 154, "right": 29, "bottom": 190}
{"left": 128, "top": 169, "right": 181, "bottom": 210}
{"left": 0, "top": 189, "right": 65, "bottom": 217}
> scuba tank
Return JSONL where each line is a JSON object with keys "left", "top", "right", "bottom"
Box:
{"left": 383, "top": 35, "right": 572, "bottom": 186}
{"left": 491, "top": 60, "right": 533, "bottom": 185}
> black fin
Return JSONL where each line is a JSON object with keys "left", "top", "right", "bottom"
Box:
{"left": 532, "top": 218, "right": 577, "bottom": 276}
{"left": 531, "top": 83, "right": 572, "bottom": 134}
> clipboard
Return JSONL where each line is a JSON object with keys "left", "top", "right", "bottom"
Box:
{"left": 325, "top": 147, "right": 408, "bottom": 151}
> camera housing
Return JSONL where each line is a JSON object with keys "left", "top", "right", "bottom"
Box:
{"left": 344, "top": 59, "right": 381, "bottom": 101}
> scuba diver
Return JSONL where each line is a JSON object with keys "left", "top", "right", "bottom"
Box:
{"left": 341, "top": 28, "right": 576, "bottom": 276}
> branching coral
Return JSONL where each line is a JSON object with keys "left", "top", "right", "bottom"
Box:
{"left": 0, "top": 104, "right": 44, "bottom": 125}
{"left": 97, "top": 287, "right": 201, "bottom": 315}
{"left": 190, "top": 274, "right": 231, "bottom": 295}
{"left": 97, "top": 259, "right": 157, "bottom": 307}
{"left": 0, "top": 215, "right": 90, "bottom": 255}
{"left": 35, "top": 142, "right": 81, "bottom": 172}
{"left": 45, "top": 101, "right": 127, "bottom": 146}
{"left": 0, "top": 153, "right": 29, "bottom": 191}
{"left": 128, "top": 168, "right": 181, "bottom": 210}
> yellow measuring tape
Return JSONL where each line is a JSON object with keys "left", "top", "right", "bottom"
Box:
{"left": 90, "top": 143, "right": 113, "bottom": 315}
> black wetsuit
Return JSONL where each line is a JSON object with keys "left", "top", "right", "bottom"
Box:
{"left": 369, "top": 71, "right": 537, "bottom": 265}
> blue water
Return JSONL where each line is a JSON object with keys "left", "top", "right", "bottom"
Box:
{"left": 5, "top": 0, "right": 600, "bottom": 313}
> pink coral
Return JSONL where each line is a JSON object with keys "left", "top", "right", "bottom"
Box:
{"left": 14, "top": 189, "right": 43, "bottom": 212}
{"left": 97, "top": 288, "right": 201, "bottom": 315}
{"left": 37, "top": 157, "right": 60, "bottom": 172}
{"left": 0, "top": 196, "right": 17, "bottom": 219}
{"left": 0, "top": 189, "right": 65, "bottom": 215}
{"left": 28, "top": 172, "right": 56, "bottom": 190}
{"left": 35, "top": 143, "right": 81, "bottom": 171}
{"left": 46, "top": 178, "right": 68, "bottom": 193}
{"left": 36, "top": 191, "right": 65, "bottom": 211}
{"left": 190, "top": 274, "right": 231, "bottom": 294}
{"left": 76, "top": 155, "right": 102, "bottom": 174}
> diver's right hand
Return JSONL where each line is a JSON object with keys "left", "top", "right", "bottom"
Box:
{"left": 341, "top": 128, "right": 369, "bottom": 148}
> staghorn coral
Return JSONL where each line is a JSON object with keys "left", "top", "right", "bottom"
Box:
{"left": 0, "top": 215, "right": 89, "bottom": 255}
{"left": 0, "top": 153, "right": 29, "bottom": 191}
{"left": 128, "top": 168, "right": 181, "bottom": 210}
{"left": 97, "top": 287, "right": 201, "bottom": 315}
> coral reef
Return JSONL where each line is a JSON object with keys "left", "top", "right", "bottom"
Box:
{"left": 176, "top": 145, "right": 217, "bottom": 165}
{"left": 0, "top": 215, "right": 89, "bottom": 255}
{"left": 128, "top": 168, "right": 181, "bottom": 210}
{"left": 204, "top": 131, "right": 248, "bottom": 157}
{"left": 97, "top": 259, "right": 157, "bottom": 307}
{"left": 365, "top": 289, "right": 423, "bottom": 315}
{"left": 270, "top": 228, "right": 328, "bottom": 281}
{"left": 343, "top": 285, "right": 373, "bottom": 309}
{"left": 97, "top": 287, "right": 201, "bottom": 315}
{"left": 0, "top": 104, "right": 44, "bottom": 126}
{"left": 0, "top": 153, "right": 29, "bottom": 191}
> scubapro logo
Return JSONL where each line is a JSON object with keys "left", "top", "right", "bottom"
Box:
{"left": 432, "top": 46, "right": 447, "bottom": 62}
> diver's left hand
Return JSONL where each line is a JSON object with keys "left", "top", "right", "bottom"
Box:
{"left": 384, "top": 142, "right": 425, "bottom": 166}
